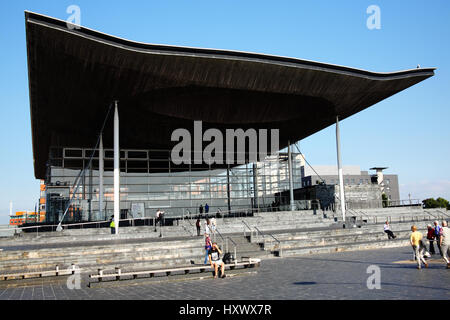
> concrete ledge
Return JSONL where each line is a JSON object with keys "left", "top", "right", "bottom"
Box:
{"left": 88, "top": 258, "right": 261, "bottom": 287}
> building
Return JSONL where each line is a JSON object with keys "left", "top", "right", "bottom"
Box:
{"left": 301, "top": 165, "right": 400, "bottom": 202}
{"left": 269, "top": 162, "right": 402, "bottom": 211}
{"left": 24, "top": 12, "right": 434, "bottom": 226}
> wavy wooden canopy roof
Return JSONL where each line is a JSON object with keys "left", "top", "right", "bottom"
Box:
{"left": 25, "top": 11, "right": 435, "bottom": 179}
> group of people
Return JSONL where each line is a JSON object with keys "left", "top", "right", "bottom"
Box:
{"left": 196, "top": 217, "right": 216, "bottom": 237}
{"left": 384, "top": 220, "right": 450, "bottom": 269}
{"left": 198, "top": 203, "right": 209, "bottom": 215}
{"left": 409, "top": 220, "right": 449, "bottom": 269}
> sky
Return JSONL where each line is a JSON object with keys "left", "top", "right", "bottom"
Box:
{"left": 0, "top": 0, "right": 449, "bottom": 224}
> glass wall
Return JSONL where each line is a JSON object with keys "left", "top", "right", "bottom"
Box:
{"left": 44, "top": 147, "right": 303, "bottom": 223}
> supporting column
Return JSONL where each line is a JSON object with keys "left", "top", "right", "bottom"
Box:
{"left": 114, "top": 101, "right": 120, "bottom": 234}
{"left": 335, "top": 116, "right": 346, "bottom": 226}
{"left": 88, "top": 161, "right": 93, "bottom": 221}
{"left": 99, "top": 134, "right": 104, "bottom": 220}
{"left": 287, "top": 141, "right": 295, "bottom": 211}
{"left": 252, "top": 163, "right": 259, "bottom": 209}
{"left": 226, "top": 165, "right": 231, "bottom": 213}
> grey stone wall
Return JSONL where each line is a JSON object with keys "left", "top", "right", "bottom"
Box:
{"left": 335, "top": 184, "right": 382, "bottom": 210}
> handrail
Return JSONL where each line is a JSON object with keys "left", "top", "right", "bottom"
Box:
{"left": 181, "top": 224, "right": 194, "bottom": 237}
{"left": 253, "top": 226, "right": 282, "bottom": 257}
{"left": 0, "top": 215, "right": 163, "bottom": 233}
{"left": 241, "top": 220, "right": 253, "bottom": 238}
{"left": 227, "top": 237, "right": 238, "bottom": 263}
{"left": 214, "top": 228, "right": 237, "bottom": 262}
{"left": 435, "top": 209, "right": 450, "bottom": 219}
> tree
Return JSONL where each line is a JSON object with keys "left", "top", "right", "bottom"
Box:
{"left": 382, "top": 193, "right": 389, "bottom": 208}
{"left": 436, "top": 197, "right": 449, "bottom": 209}
{"left": 422, "top": 197, "right": 449, "bottom": 209}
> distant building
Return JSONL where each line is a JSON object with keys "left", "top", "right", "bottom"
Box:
{"left": 275, "top": 160, "right": 401, "bottom": 211}
{"left": 300, "top": 164, "right": 400, "bottom": 202}
{"left": 9, "top": 180, "right": 46, "bottom": 226}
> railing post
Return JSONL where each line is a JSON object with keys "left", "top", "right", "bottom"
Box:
{"left": 98, "top": 269, "right": 103, "bottom": 282}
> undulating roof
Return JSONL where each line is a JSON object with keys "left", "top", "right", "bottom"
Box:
{"left": 25, "top": 11, "right": 435, "bottom": 179}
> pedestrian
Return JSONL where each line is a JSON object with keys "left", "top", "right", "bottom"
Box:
{"left": 154, "top": 209, "right": 161, "bottom": 232}
{"left": 205, "top": 203, "right": 209, "bottom": 214}
{"left": 434, "top": 221, "right": 443, "bottom": 256}
{"left": 383, "top": 221, "right": 396, "bottom": 239}
{"left": 199, "top": 204, "right": 203, "bottom": 215}
{"left": 109, "top": 217, "right": 115, "bottom": 235}
{"left": 204, "top": 234, "right": 212, "bottom": 265}
{"left": 410, "top": 225, "right": 428, "bottom": 269}
{"left": 208, "top": 242, "right": 226, "bottom": 278}
{"left": 426, "top": 224, "right": 436, "bottom": 255}
{"left": 211, "top": 216, "right": 217, "bottom": 234}
{"left": 195, "top": 218, "right": 201, "bottom": 237}
{"left": 439, "top": 221, "right": 450, "bottom": 269}
{"left": 205, "top": 218, "right": 211, "bottom": 236}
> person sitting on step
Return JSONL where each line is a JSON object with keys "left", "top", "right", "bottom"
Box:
{"left": 383, "top": 221, "right": 396, "bottom": 239}
{"left": 209, "top": 242, "right": 226, "bottom": 279}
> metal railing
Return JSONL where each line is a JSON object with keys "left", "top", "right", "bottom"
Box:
{"left": 254, "top": 226, "right": 282, "bottom": 257}
{"left": 435, "top": 209, "right": 450, "bottom": 219}
{"left": 0, "top": 215, "right": 164, "bottom": 237}
{"left": 242, "top": 220, "right": 253, "bottom": 239}
{"left": 214, "top": 228, "right": 237, "bottom": 263}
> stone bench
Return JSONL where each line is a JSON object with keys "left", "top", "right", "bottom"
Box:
{"left": 0, "top": 264, "right": 78, "bottom": 281}
{"left": 88, "top": 258, "right": 261, "bottom": 286}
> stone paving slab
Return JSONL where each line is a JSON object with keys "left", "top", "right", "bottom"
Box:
{"left": 0, "top": 246, "right": 449, "bottom": 300}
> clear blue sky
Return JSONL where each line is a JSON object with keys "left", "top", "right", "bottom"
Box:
{"left": 0, "top": 1, "right": 449, "bottom": 223}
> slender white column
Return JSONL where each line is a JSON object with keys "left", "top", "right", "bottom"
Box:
{"left": 99, "top": 134, "right": 104, "bottom": 220}
{"left": 114, "top": 101, "right": 120, "bottom": 234}
{"left": 287, "top": 141, "right": 295, "bottom": 211}
{"left": 336, "top": 116, "right": 346, "bottom": 224}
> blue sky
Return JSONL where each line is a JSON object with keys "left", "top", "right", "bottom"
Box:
{"left": 0, "top": 1, "right": 449, "bottom": 223}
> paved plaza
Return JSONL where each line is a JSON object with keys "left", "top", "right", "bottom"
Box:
{"left": 0, "top": 246, "right": 448, "bottom": 300}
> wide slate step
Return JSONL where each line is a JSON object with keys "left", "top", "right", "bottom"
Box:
{"left": 280, "top": 238, "right": 411, "bottom": 257}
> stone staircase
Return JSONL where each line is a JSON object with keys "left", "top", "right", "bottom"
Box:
{"left": 251, "top": 221, "right": 432, "bottom": 258}
{"left": 0, "top": 207, "right": 446, "bottom": 281}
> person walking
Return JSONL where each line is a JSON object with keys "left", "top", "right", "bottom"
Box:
{"left": 199, "top": 204, "right": 204, "bottom": 216}
{"left": 205, "top": 203, "right": 209, "bottom": 214}
{"left": 439, "top": 221, "right": 450, "bottom": 269}
{"left": 205, "top": 218, "right": 211, "bottom": 236}
{"left": 426, "top": 224, "right": 436, "bottom": 255}
{"left": 211, "top": 216, "right": 217, "bottom": 235}
{"left": 154, "top": 209, "right": 161, "bottom": 232}
{"left": 109, "top": 217, "right": 115, "bottom": 235}
{"left": 410, "top": 225, "right": 428, "bottom": 269}
{"left": 383, "top": 221, "right": 396, "bottom": 239}
{"left": 195, "top": 218, "right": 201, "bottom": 237}
{"left": 434, "top": 221, "right": 443, "bottom": 256}
{"left": 204, "top": 234, "right": 212, "bottom": 265}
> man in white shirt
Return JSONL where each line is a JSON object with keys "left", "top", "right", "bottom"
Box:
{"left": 383, "top": 221, "right": 396, "bottom": 239}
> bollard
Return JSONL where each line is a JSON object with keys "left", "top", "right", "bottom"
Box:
{"left": 98, "top": 269, "right": 103, "bottom": 282}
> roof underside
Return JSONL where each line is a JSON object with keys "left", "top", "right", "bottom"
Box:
{"left": 25, "top": 12, "right": 435, "bottom": 179}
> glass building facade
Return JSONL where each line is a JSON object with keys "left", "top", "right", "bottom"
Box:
{"left": 44, "top": 147, "right": 303, "bottom": 224}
